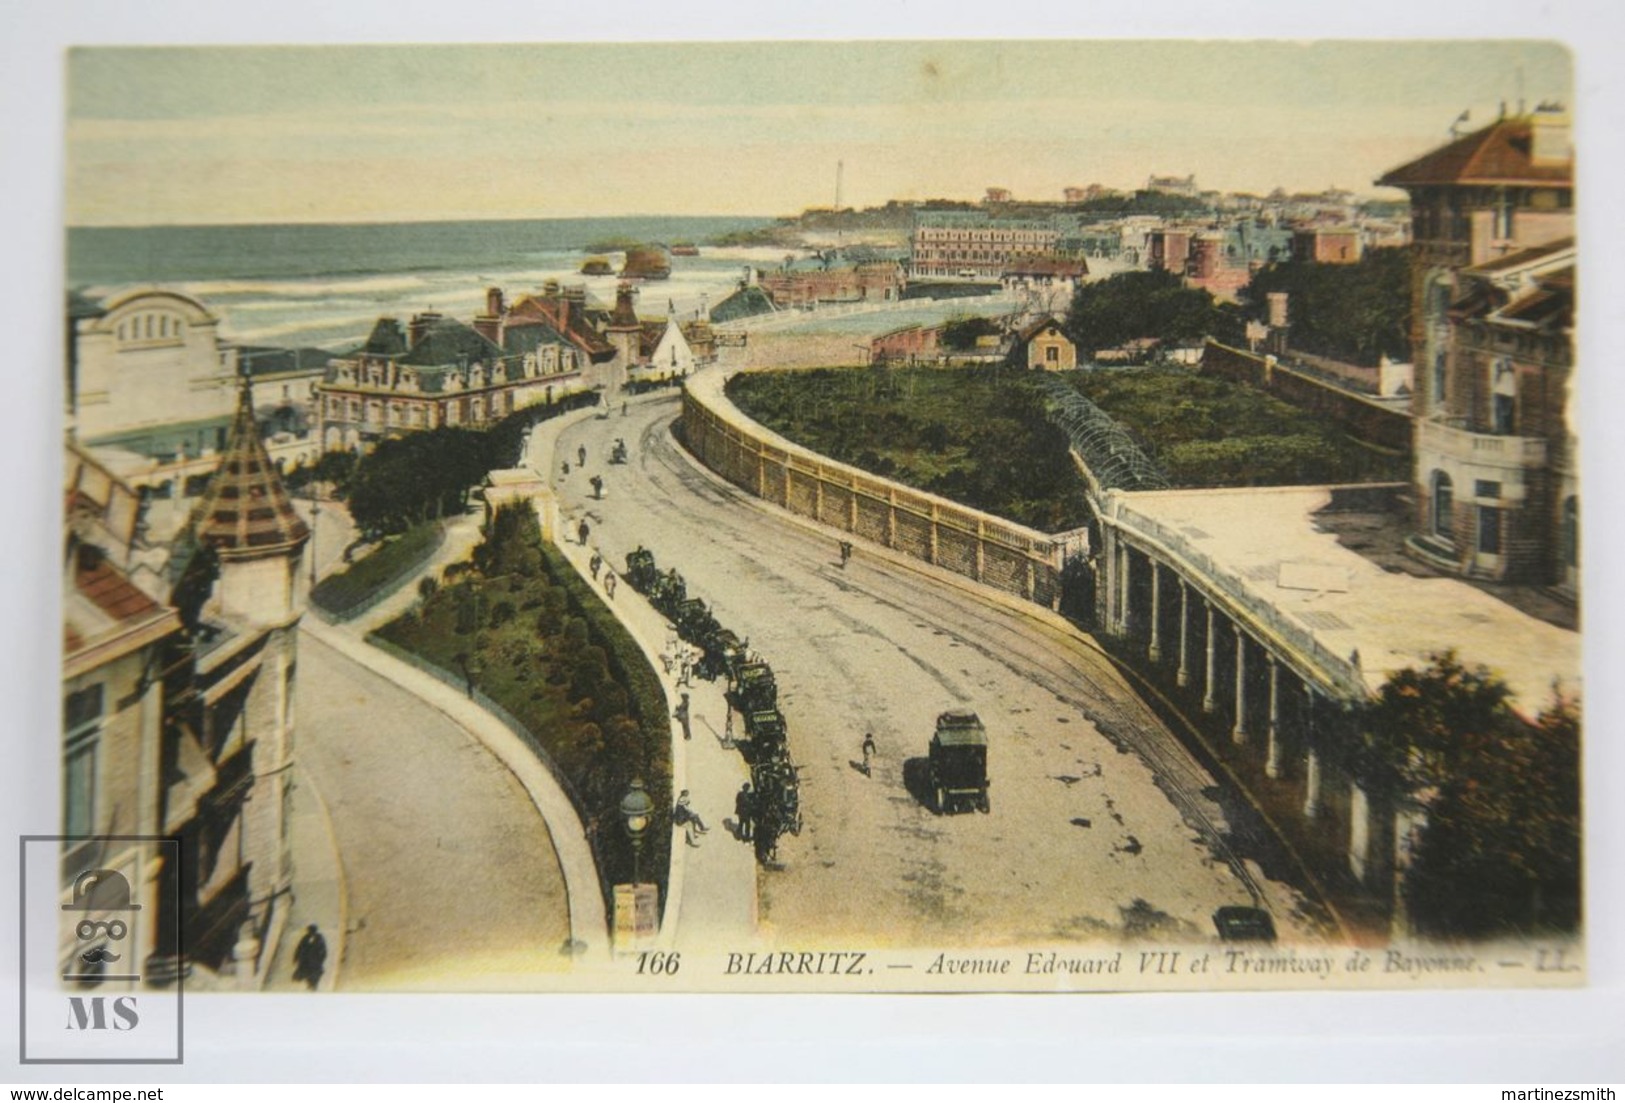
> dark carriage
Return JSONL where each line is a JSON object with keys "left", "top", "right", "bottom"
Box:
{"left": 928, "top": 709, "right": 989, "bottom": 814}
{"left": 649, "top": 568, "right": 687, "bottom": 617}
{"left": 751, "top": 755, "right": 803, "bottom": 860}
{"left": 624, "top": 546, "right": 659, "bottom": 594}
{"left": 742, "top": 707, "right": 788, "bottom": 757}
{"left": 730, "top": 661, "right": 778, "bottom": 715}
{"left": 674, "top": 597, "right": 720, "bottom": 644}
{"left": 695, "top": 627, "right": 747, "bottom": 682}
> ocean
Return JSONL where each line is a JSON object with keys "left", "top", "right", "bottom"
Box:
{"left": 67, "top": 216, "right": 782, "bottom": 350}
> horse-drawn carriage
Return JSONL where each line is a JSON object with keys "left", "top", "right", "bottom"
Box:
{"left": 695, "top": 627, "right": 748, "bottom": 683}
{"left": 750, "top": 755, "right": 803, "bottom": 863}
{"left": 730, "top": 661, "right": 778, "bottom": 715}
{"left": 623, "top": 546, "right": 659, "bottom": 594}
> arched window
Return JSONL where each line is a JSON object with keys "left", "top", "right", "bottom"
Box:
{"left": 1431, "top": 470, "right": 1454, "bottom": 541}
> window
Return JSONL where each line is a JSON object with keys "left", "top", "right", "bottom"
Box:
{"left": 1046, "top": 345, "right": 1060, "bottom": 363}
{"left": 1493, "top": 360, "right": 1518, "bottom": 435}
{"left": 1431, "top": 470, "right": 1454, "bottom": 540}
{"left": 1478, "top": 506, "right": 1502, "bottom": 555}
{"left": 64, "top": 685, "right": 103, "bottom": 837}
{"left": 1475, "top": 480, "right": 1502, "bottom": 500}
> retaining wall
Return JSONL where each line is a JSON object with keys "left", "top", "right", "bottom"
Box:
{"left": 1203, "top": 341, "right": 1413, "bottom": 454}
{"left": 680, "top": 371, "right": 1064, "bottom": 609}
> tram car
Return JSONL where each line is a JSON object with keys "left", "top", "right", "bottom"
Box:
{"left": 928, "top": 709, "right": 990, "bottom": 814}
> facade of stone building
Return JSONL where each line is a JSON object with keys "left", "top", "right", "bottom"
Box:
{"left": 1378, "top": 107, "right": 1576, "bottom": 590}
{"left": 62, "top": 378, "right": 311, "bottom": 986}
{"left": 317, "top": 306, "right": 586, "bottom": 452}
{"left": 909, "top": 210, "right": 1060, "bottom": 279}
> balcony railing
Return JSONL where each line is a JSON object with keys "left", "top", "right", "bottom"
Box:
{"left": 1418, "top": 419, "right": 1547, "bottom": 469}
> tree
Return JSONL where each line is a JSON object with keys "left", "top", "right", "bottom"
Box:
{"left": 1361, "top": 653, "right": 1581, "bottom": 938}
{"left": 1064, "top": 268, "right": 1242, "bottom": 354}
{"left": 1239, "top": 248, "right": 1410, "bottom": 366}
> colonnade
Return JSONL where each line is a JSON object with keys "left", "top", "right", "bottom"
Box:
{"left": 1097, "top": 529, "right": 1389, "bottom": 890}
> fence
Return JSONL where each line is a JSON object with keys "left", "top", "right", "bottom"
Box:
{"left": 307, "top": 524, "right": 448, "bottom": 624}
{"left": 680, "top": 372, "right": 1064, "bottom": 608}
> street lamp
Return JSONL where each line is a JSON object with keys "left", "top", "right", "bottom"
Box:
{"left": 620, "top": 778, "right": 654, "bottom": 885}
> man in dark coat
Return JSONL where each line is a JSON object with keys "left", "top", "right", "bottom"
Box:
{"left": 292, "top": 923, "right": 327, "bottom": 990}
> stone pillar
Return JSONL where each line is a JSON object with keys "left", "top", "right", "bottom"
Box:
{"left": 849, "top": 475, "right": 859, "bottom": 532}
{"left": 1119, "top": 546, "right": 1133, "bottom": 636}
{"left": 1176, "top": 580, "right": 1191, "bottom": 687}
{"left": 1265, "top": 657, "right": 1282, "bottom": 778}
{"left": 929, "top": 502, "right": 939, "bottom": 565}
{"left": 1148, "top": 563, "right": 1163, "bottom": 663}
{"left": 887, "top": 488, "right": 897, "bottom": 548}
{"left": 1231, "top": 625, "right": 1248, "bottom": 744}
{"left": 1302, "top": 687, "right": 1322, "bottom": 819}
{"left": 815, "top": 476, "right": 825, "bottom": 522}
{"left": 1348, "top": 780, "right": 1371, "bottom": 883}
{"left": 975, "top": 519, "right": 986, "bottom": 582}
{"left": 1202, "top": 602, "right": 1218, "bottom": 714}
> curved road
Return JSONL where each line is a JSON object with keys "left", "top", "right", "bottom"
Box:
{"left": 555, "top": 394, "right": 1324, "bottom": 949}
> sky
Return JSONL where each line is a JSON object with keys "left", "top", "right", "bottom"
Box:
{"left": 65, "top": 40, "right": 1572, "bottom": 226}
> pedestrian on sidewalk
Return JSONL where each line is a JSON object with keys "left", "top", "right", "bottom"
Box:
{"left": 674, "top": 790, "right": 708, "bottom": 847}
{"left": 735, "top": 782, "right": 755, "bottom": 841}
{"left": 604, "top": 572, "right": 617, "bottom": 599}
{"left": 861, "top": 732, "right": 877, "bottom": 777}
{"left": 589, "top": 552, "right": 602, "bottom": 580}
{"left": 292, "top": 923, "right": 328, "bottom": 991}
{"left": 675, "top": 692, "right": 692, "bottom": 741}
{"left": 577, "top": 519, "right": 590, "bottom": 546}
{"left": 577, "top": 444, "right": 587, "bottom": 468}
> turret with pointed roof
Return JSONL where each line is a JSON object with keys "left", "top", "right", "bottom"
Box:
{"left": 191, "top": 374, "right": 310, "bottom": 628}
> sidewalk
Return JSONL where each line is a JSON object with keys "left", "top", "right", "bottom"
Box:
{"left": 526, "top": 401, "right": 759, "bottom": 951}
{"left": 265, "top": 761, "right": 347, "bottom": 992}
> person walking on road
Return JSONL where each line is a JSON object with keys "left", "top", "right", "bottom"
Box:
{"left": 589, "top": 552, "right": 602, "bottom": 580}
{"left": 861, "top": 732, "right": 877, "bottom": 777}
{"left": 675, "top": 692, "right": 692, "bottom": 741}
{"left": 735, "top": 782, "right": 755, "bottom": 841}
{"left": 292, "top": 923, "right": 328, "bottom": 991}
{"left": 577, "top": 519, "right": 590, "bottom": 546}
{"left": 839, "top": 540, "right": 853, "bottom": 569}
{"left": 577, "top": 444, "right": 587, "bottom": 468}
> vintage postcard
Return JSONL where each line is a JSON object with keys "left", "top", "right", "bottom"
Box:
{"left": 45, "top": 38, "right": 1584, "bottom": 1013}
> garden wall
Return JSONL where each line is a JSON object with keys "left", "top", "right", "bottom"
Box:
{"left": 1202, "top": 342, "right": 1413, "bottom": 454}
{"left": 680, "top": 372, "right": 1063, "bottom": 608}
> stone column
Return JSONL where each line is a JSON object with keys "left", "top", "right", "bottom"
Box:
{"left": 1348, "top": 780, "right": 1371, "bottom": 883}
{"left": 1119, "top": 545, "right": 1133, "bottom": 636}
{"left": 1148, "top": 563, "right": 1163, "bottom": 663}
{"left": 1265, "top": 657, "right": 1282, "bottom": 778}
{"left": 1231, "top": 624, "right": 1248, "bottom": 745}
{"left": 1302, "top": 687, "right": 1322, "bottom": 819}
{"left": 1202, "top": 602, "right": 1218, "bottom": 714}
{"left": 1176, "top": 580, "right": 1191, "bottom": 687}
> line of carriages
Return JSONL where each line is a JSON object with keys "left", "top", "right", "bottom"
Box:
{"left": 624, "top": 545, "right": 802, "bottom": 867}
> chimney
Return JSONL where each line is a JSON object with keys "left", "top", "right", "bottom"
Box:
{"left": 486, "top": 287, "right": 505, "bottom": 317}
{"left": 408, "top": 312, "right": 442, "bottom": 347}
{"left": 1529, "top": 104, "right": 1571, "bottom": 168}
{"left": 1267, "top": 291, "right": 1290, "bottom": 328}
